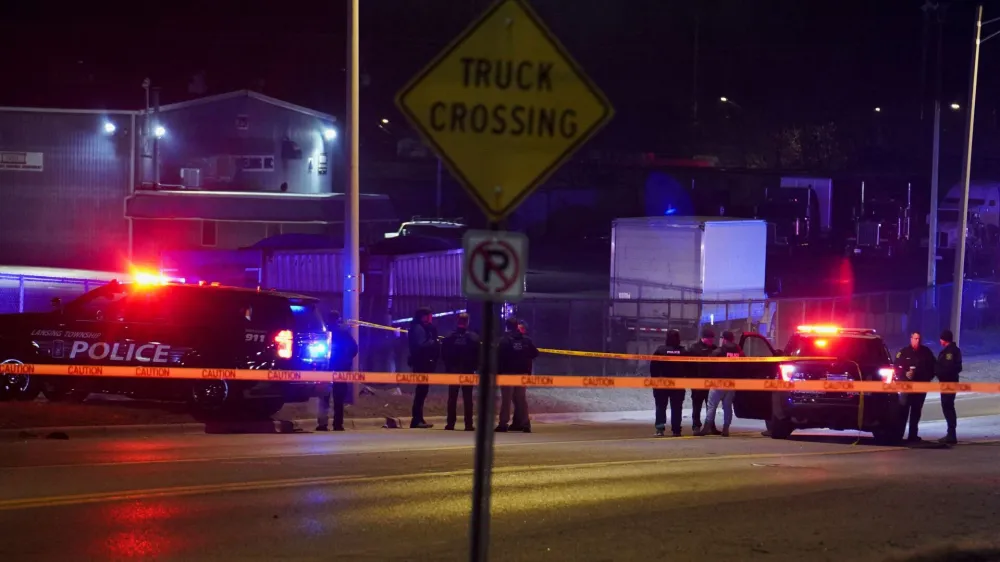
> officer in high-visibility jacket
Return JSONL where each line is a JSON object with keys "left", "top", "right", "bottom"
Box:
{"left": 935, "top": 329, "right": 963, "bottom": 445}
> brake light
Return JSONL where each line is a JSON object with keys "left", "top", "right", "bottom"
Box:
{"left": 814, "top": 339, "right": 829, "bottom": 348}
{"left": 797, "top": 325, "right": 839, "bottom": 334}
{"left": 878, "top": 367, "right": 895, "bottom": 383}
{"left": 779, "top": 364, "right": 796, "bottom": 382}
{"left": 275, "top": 330, "right": 294, "bottom": 359}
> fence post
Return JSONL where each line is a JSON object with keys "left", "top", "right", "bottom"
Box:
{"left": 566, "top": 299, "right": 574, "bottom": 374}
{"left": 18, "top": 275, "right": 25, "bottom": 313}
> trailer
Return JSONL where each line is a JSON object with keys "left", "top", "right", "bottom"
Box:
{"left": 609, "top": 217, "right": 771, "bottom": 349}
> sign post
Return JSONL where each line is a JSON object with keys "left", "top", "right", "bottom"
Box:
{"left": 396, "top": 1, "right": 613, "bottom": 559}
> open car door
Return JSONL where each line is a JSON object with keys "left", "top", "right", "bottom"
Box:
{"left": 733, "top": 333, "right": 780, "bottom": 421}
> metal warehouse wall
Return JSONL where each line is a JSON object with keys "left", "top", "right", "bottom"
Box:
{"left": 154, "top": 95, "right": 335, "bottom": 194}
{"left": 131, "top": 219, "right": 328, "bottom": 266}
{"left": 0, "top": 110, "right": 132, "bottom": 270}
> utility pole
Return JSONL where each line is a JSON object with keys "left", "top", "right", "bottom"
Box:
{"left": 344, "top": 0, "right": 361, "bottom": 375}
{"left": 951, "top": 4, "right": 984, "bottom": 345}
{"left": 928, "top": 3, "right": 945, "bottom": 288}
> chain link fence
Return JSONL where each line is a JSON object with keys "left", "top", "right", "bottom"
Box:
{"left": 0, "top": 274, "right": 109, "bottom": 314}
{"left": 6, "top": 271, "right": 1000, "bottom": 375}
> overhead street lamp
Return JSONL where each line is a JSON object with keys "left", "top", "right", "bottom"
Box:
{"left": 951, "top": 5, "right": 999, "bottom": 345}
{"left": 950, "top": 102, "right": 961, "bottom": 111}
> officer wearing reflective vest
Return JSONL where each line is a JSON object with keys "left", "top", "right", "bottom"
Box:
{"left": 935, "top": 329, "right": 963, "bottom": 445}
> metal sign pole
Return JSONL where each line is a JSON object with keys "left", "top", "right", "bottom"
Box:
{"left": 469, "top": 221, "right": 500, "bottom": 562}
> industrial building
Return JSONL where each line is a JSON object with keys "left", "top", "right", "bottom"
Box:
{"left": 0, "top": 90, "right": 394, "bottom": 272}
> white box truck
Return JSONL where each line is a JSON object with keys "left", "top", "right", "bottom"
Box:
{"left": 610, "top": 217, "right": 770, "bottom": 339}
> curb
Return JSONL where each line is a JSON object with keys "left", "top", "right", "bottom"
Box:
{"left": 0, "top": 410, "right": 660, "bottom": 442}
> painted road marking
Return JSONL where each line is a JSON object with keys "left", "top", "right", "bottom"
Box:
{"left": 0, "top": 446, "right": 906, "bottom": 511}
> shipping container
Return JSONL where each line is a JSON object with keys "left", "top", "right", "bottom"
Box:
{"left": 610, "top": 217, "right": 768, "bottom": 329}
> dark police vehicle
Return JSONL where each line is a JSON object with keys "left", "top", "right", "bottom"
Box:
{"left": 734, "top": 326, "right": 904, "bottom": 445}
{"left": 0, "top": 277, "right": 332, "bottom": 418}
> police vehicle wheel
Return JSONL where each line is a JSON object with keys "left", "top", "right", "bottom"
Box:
{"left": 190, "top": 380, "right": 229, "bottom": 411}
{"left": 768, "top": 418, "right": 794, "bottom": 440}
{"left": 1, "top": 359, "right": 41, "bottom": 402}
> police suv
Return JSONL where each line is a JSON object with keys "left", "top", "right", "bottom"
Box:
{"left": 0, "top": 277, "right": 332, "bottom": 418}
{"left": 733, "top": 326, "right": 904, "bottom": 445}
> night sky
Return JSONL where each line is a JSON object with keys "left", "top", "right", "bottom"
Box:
{"left": 0, "top": 0, "right": 995, "bottom": 160}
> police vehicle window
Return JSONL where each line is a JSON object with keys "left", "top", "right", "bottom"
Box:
{"left": 790, "top": 337, "right": 889, "bottom": 363}
{"left": 64, "top": 286, "right": 129, "bottom": 322}
{"left": 289, "top": 302, "right": 326, "bottom": 332}
{"left": 119, "top": 291, "right": 170, "bottom": 324}
{"left": 742, "top": 336, "right": 773, "bottom": 357}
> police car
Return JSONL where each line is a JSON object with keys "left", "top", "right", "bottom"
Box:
{"left": 0, "top": 275, "right": 332, "bottom": 418}
{"left": 733, "top": 326, "right": 904, "bottom": 445}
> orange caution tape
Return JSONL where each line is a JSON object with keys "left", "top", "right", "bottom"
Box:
{"left": 1, "top": 363, "right": 994, "bottom": 394}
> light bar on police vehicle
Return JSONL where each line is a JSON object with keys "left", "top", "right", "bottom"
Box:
{"left": 796, "top": 325, "right": 877, "bottom": 335}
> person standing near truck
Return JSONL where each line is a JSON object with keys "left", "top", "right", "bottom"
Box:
{"left": 686, "top": 328, "right": 717, "bottom": 432}
{"left": 697, "top": 331, "right": 743, "bottom": 437}
{"left": 440, "top": 312, "right": 480, "bottom": 431}
{"left": 650, "top": 329, "right": 686, "bottom": 437}
{"left": 408, "top": 307, "right": 440, "bottom": 429}
{"left": 316, "top": 310, "right": 358, "bottom": 432}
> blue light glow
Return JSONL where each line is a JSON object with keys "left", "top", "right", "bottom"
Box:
{"left": 664, "top": 206, "right": 677, "bottom": 215}
{"left": 307, "top": 342, "right": 329, "bottom": 358}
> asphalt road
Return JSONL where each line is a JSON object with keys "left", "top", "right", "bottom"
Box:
{"left": 2, "top": 395, "right": 1000, "bottom": 561}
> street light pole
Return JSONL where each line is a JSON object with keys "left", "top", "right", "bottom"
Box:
{"left": 950, "top": 4, "right": 984, "bottom": 345}
{"left": 928, "top": 7, "right": 944, "bottom": 288}
{"left": 344, "top": 0, "right": 361, "bottom": 372}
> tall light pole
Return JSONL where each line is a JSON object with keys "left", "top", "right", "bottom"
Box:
{"left": 344, "top": 0, "right": 361, "bottom": 372}
{"left": 950, "top": 4, "right": 984, "bottom": 345}
{"left": 927, "top": 3, "right": 945, "bottom": 288}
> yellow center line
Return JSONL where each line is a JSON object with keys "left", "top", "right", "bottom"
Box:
{"left": 0, "top": 435, "right": 687, "bottom": 470}
{"left": 0, "top": 445, "right": 905, "bottom": 511}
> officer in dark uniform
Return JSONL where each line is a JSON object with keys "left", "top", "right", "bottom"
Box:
{"left": 894, "top": 331, "right": 937, "bottom": 443}
{"left": 935, "top": 329, "right": 963, "bottom": 445}
{"left": 686, "top": 327, "right": 717, "bottom": 432}
{"left": 407, "top": 307, "right": 440, "bottom": 429}
{"left": 316, "top": 310, "right": 359, "bottom": 432}
{"left": 496, "top": 317, "right": 539, "bottom": 433}
{"left": 441, "top": 312, "right": 480, "bottom": 431}
{"left": 650, "top": 329, "right": 685, "bottom": 437}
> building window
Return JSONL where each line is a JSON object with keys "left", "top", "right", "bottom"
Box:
{"left": 202, "top": 221, "right": 218, "bottom": 247}
{"left": 235, "top": 155, "right": 275, "bottom": 172}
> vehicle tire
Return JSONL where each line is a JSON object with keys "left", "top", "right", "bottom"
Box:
{"left": 190, "top": 380, "right": 230, "bottom": 412}
{"left": 769, "top": 417, "right": 794, "bottom": 440}
{"left": 42, "top": 387, "right": 90, "bottom": 403}
{"left": 2, "top": 359, "right": 41, "bottom": 402}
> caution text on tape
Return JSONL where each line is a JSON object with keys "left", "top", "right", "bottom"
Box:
{"left": 2, "top": 363, "right": 996, "bottom": 394}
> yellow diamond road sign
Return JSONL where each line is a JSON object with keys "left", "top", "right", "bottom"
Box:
{"left": 396, "top": 0, "right": 614, "bottom": 222}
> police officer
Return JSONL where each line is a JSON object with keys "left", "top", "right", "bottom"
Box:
{"left": 407, "top": 307, "right": 440, "bottom": 429}
{"left": 935, "top": 329, "right": 963, "bottom": 445}
{"left": 895, "top": 331, "right": 936, "bottom": 443}
{"left": 650, "top": 329, "right": 685, "bottom": 437}
{"left": 316, "top": 310, "right": 359, "bottom": 432}
{"left": 441, "top": 312, "right": 480, "bottom": 431}
{"left": 687, "top": 328, "right": 717, "bottom": 432}
{"left": 496, "top": 317, "right": 539, "bottom": 433}
{"left": 698, "top": 331, "right": 743, "bottom": 437}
